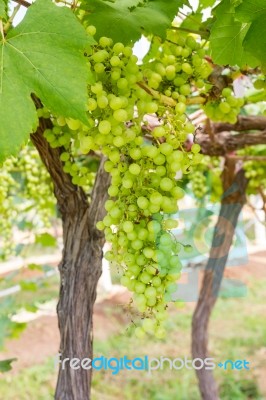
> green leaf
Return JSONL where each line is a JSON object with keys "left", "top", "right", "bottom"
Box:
{"left": 235, "top": 0, "right": 266, "bottom": 69}
{"left": 82, "top": 0, "right": 184, "bottom": 44}
{"left": 0, "top": 358, "right": 17, "bottom": 373}
{"left": 28, "top": 263, "right": 43, "bottom": 271}
{"left": 142, "top": 36, "right": 160, "bottom": 63}
{"left": 197, "top": 0, "right": 216, "bottom": 8}
{"left": 242, "top": 14, "right": 266, "bottom": 69}
{"left": 20, "top": 281, "right": 38, "bottom": 291}
{"left": 0, "top": 0, "right": 92, "bottom": 162}
{"left": 180, "top": 11, "right": 206, "bottom": 34}
{"left": 209, "top": 0, "right": 255, "bottom": 66}
{"left": 35, "top": 232, "right": 57, "bottom": 247}
{"left": 235, "top": 0, "right": 266, "bottom": 22}
{"left": 0, "top": 0, "right": 7, "bottom": 19}
{"left": 0, "top": 316, "right": 13, "bottom": 348}
{"left": 9, "top": 322, "right": 27, "bottom": 339}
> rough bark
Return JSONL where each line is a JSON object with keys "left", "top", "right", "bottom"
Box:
{"left": 195, "top": 115, "right": 266, "bottom": 156}
{"left": 191, "top": 160, "right": 248, "bottom": 400}
{"left": 213, "top": 115, "right": 266, "bottom": 133}
{"left": 196, "top": 129, "right": 266, "bottom": 156}
{"left": 31, "top": 117, "right": 110, "bottom": 400}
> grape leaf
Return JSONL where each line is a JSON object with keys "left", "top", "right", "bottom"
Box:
{"left": 180, "top": 11, "right": 210, "bottom": 37}
{"left": 0, "top": 0, "right": 93, "bottom": 162}
{"left": 209, "top": 0, "right": 256, "bottom": 67}
{"left": 35, "top": 232, "right": 57, "bottom": 247}
{"left": 0, "top": 0, "right": 6, "bottom": 19}
{"left": 20, "top": 281, "right": 38, "bottom": 291}
{"left": 0, "top": 358, "right": 17, "bottom": 373}
{"left": 197, "top": 0, "right": 217, "bottom": 10}
{"left": 235, "top": 0, "right": 266, "bottom": 69}
{"left": 242, "top": 14, "right": 266, "bottom": 70}
{"left": 81, "top": 0, "right": 185, "bottom": 44}
{"left": 180, "top": 12, "right": 202, "bottom": 29}
{"left": 235, "top": 0, "right": 266, "bottom": 22}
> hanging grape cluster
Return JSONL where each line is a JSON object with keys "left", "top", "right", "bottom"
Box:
{"left": 0, "top": 159, "right": 18, "bottom": 259}
{"left": 188, "top": 156, "right": 222, "bottom": 203}
{"left": 0, "top": 147, "right": 56, "bottom": 259}
{"left": 203, "top": 87, "right": 244, "bottom": 124}
{"left": 39, "top": 26, "right": 221, "bottom": 337}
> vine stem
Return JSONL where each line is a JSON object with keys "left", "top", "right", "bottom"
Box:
{"left": 137, "top": 81, "right": 206, "bottom": 107}
{"left": 227, "top": 155, "right": 266, "bottom": 161}
{"left": 172, "top": 26, "right": 209, "bottom": 38}
{"left": 12, "top": 0, "right": 30, "bottom": 8}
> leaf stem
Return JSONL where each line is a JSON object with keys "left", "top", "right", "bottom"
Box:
{"left": 172, "top": 26, "right": 209, "bottom": 38}
{"left": 4, "top": 5, "right": 21, "bottom": 33}
{"left": 0, "top": 20, "right": 5, "bottom": 41}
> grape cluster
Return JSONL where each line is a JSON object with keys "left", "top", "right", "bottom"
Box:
{"left": 0, "top": 160, "right": 18, "bottom": 259}
{"left": 41, "top": 27, "right": 207, "bottom": 337}
{"left": 0, "top": 146, "right": 57, "bottom": 259}
{"left": 244, "top": 161, "right": 266, "bottom": 191}
{"left": 42, "top": 115, "right": 97, "bottom": 191}
{"left": 82, "top": 29, "right": 206, "bottom": 337}
{"left": 240, "top": 146, "right": 266, "bottom": 192}
{"left": 188, "top": 156, "right": 222, "bottom": 203}
{"left": 190, "top": 170, "right": 208, "bottom": 200}
{"left": 142, "top": 30, "right": 213, "bottom": 104}
{"left": 14, "top": 146, "right": 56, "bottom": 224}
{"left": 203, "top": 88, "right": 244, "bottom": 124}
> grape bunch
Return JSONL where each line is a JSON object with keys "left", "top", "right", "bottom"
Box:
{"left": 0, "top": 159, "right": 18, "bottom": 259}
{"left": 85, "top": 30, "right": 205, "bottom": 337}
{"left": 14, "top": 146, "right": 56, "bottom": 225}
{"left": 0, "top": 143, "right": 56, "bottom": 259}
{"left": 203, "top": 88, "right": 244, "bottom": 124}
{"left": 42, "top": 115, "right": 97, "bottom": 191}
{"left": 40, "top": 27, "right": 207, "bottom": 337}
{"left": 0, "top": 146, "right": 57, "bottom": 259}
{"left": 189, "top": 170, "right": 208, "bottom": 200}
{"left": 142, "top": 30, "right": 213, "bottom": 105}
{"left": 188, "top": 156, "right": 222, "bottom": 203}
{"left": 244, "top": 161, "right": 266, "bottom": 191}
{"left": 240, "top": 146, "right": 266, "bottom": 192}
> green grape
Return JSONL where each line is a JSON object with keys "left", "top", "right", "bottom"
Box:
{"left": 98, "top": 120, "right": 111, "bottom": 134}
{"left": 97, "top": 95, "right": 108, "bottom": 108}
{"left": 129, "top": 163, "right": 141, "bottom": 175}
{"left": 113, "top": 109, "right": 128, "bottom": 122}
{"left": 136, "top": 196, "right": 148, "bottom": 209}
{"left": 160, "top": 177, "right": 173, "bottom": 191}
{"left": 219, "top": 102, "right": 231, "bottom": 114}
{"left": 182, "top": 62, "right": 193, "bottom": 75}
{"left": 86, "top": 25, "right": 96, "bottom": 36}
{"left": 66, "top": 118, "right": 81, "bottom": 130}
{"left": 175, "top": 102, "right": 186, "bottom": 114}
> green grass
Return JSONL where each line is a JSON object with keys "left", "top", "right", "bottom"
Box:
{"left": 0, "top": 358, "right": 56, "bottom": 400}
{"left": 0, "top": 277, "right": 265, "bottom": 399}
